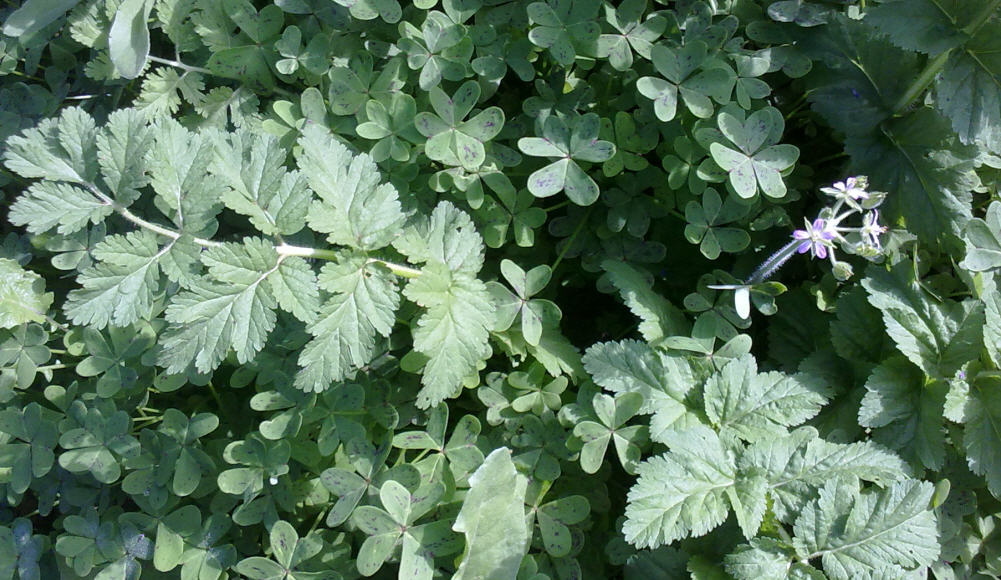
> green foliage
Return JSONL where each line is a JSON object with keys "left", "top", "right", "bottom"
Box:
{"left": 2, "top": 0, "right": 1001, "bottom": 578}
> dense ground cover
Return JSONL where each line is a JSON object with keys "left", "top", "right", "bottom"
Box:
{"left": 1, "top": 0, "right": 1001, "bottom": 578}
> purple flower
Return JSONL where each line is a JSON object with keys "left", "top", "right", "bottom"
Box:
{"left": 860, "top": 210, "right": 887, "bottom": 249}
{"left": 792, "top": 218, "right": 836, "bottom": 259}
{"left": 821, "top": 176, "right": 869, "bottom": 204}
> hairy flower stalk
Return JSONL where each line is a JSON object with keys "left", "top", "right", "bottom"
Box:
{"left": 711, "top": 176, "right": 888, "bottom": 318}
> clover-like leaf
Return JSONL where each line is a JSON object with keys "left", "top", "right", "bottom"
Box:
{"left": 415, "top": 80, "right": 505, "bottom": 170}
{"left": 58, "top": 405, "right": 140, "bottom": 484}
{"left": 636, "top": 41, "right": 735, "bottom": 122}
{"left": 684, "top": 188, "right": 751, "bottom": 259}
{"left": 398, "top": 11, "right": 472, "bottom": 90}
{"left": 527, "top": 0, "right": 601, "bottom": 66}
{"left": 519, "top": 113, "right": 615, "bottom": 205}
{"left": 573, "top": 391, "right": 647, "bottom": 474}
{"left": 707, "top": 108, "right": 799, "bottom": 199}
{"left": 356, "top": 93, "right": 422, "bottom": 163}
{"left": 596, "top": 0, "right": 669, "bottom": 70}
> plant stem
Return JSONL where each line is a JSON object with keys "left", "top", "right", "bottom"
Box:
{"left": 84, "top": 182, "right": 424, "bottom": 278}
{"left": 148, "top": 55, "right": 213, "bottom": 76}
{"left": 551, "top": 208, "right": 593, "bottom": 273}
{"left": 36, "top": 364, "right": 70, "bottom": 372}
{"left": 891, "top": 50, "right": 952, "bottom": 115}
{"left": 891, "top": 0, "right": 1001, "bottom": 114}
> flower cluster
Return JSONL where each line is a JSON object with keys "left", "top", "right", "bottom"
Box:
{"left": 712, "top": 176, "right": 889, "bottom": 319}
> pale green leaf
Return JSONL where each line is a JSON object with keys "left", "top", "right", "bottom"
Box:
{"left": 858, "top": 357, "right": 946, "bottom": 470}
{"left": 741, "top": 427, "right": 910, "bottom": 523}
{"left": 8, "top": 182, "right": 112, "bottom": 235}
{"left": 792, "top": 479, "right": 939, "bottom": 580}
{"left": 3, "top": 0, "right": 83, "bottom": 37}
{"left": 64, "top": 231, "right": 166, "bottom": 329}
{"left": 960, "top": 200, "right": 1001, "bottom": 272}
{"left": 705, "top": 355, "right": 829, "bottom": 443}
{"left": 949, "top": 372, "right": 1001, "bottom": 498}
{"left": 146, "top": 118, "right": 223, "bottom": 236}
{"left": 863, "top": 264, "right": 985, "bottom": 378}
{"left": 297, "top": 125, "right": 405, "bottom": 250}
{"left": 3, "top": 107, "right": 98, "bottom": 184}
{"left": 583, "top": 339, "right": 696, "bottom": 434}
{"left": 159, "top": 240, "right": 280, "bottom": 373}
{"left": 109, "top": 0, "right": 153, "bottom": 79}
{"left": 97, "top": 108, "right": 153, "bottom": 204}
{"left": 392, "top": 202, "right": 484, "bottom": 275}
{"left": 295, "top": 254, "right": 399, "bottom": 393}
{"left": 135, "top": 68, "right": 206, "bottom": 118}
{"left": 0, "top": 259, "right": 53, "bottom": 328}
{"left": 211, "top": 130, "right": 310, "bottom": 236}
{"left": 269, "top": 257, "right": 319, "bottom": 323}
{"left": 453, "top": 448, "right": 529, "bottom": 580}
{"left": 624, "top": 425, "right": 736, "bottom": 548}
{"left": 599, "top": 260, "right": 689, "bottom": 343}
{"left": 404, "top": 262, "right": 495, "bottom": 409}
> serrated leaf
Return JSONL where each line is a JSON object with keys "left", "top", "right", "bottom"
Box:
{"left": 936, "top": 21, "right": 1001, "bottom": 149}
{"left": 297, "top": 125, "right": 405, "bottom": 250}
{"left": 600, "top": 260, "right": 689, "bottom": 343}
{"left": 393, "top": 202, "right": 484, "bottom": 275}
{"left": 453, "top": 448, "right": 529, "bottom": 580}
{"left": 295, "top": 254, "right": 399, "bottom": 393}
{"left": 705, "top": 355, "right": 829, "bottom": 442}
{"left": 792, "top": 479, "right": 939, "bottom": 579}
{"left": 863, "top": 263, "right": 985, "bottom": 378}
{"left": 269, "top": 257, "right": 319, "bottom": 323}
{"left": 3, "top": 107, "right": 98, "bottom": 184}
{"left": 146, "top": 118, "right": 222, "bottom": 236}
{"left": 583, "top": 339, "right": 695, "bottom": 428}
{"left": 624, "top": 425, "right": 736, "bottom": 548}
{"left": 64, "top": 230, "right": 166, "bottom": 329}
{"left": 97, "top": 108, "right": 153, "bottom": 205}
{"left": 135, "top": 68, "right": 205, "bottom": 118}
{"left": 404, "top": 262, "right": 495, "bottom": 409}
{"left": 858, "top": 357, "right": 946, "bottom": 470}
{"left": 950, "top": 372, "right": 1001, "bottom": 498}
{"left": 848, "top": 107, "right": 976, "bottom": 245}
{"left": 7, "top": 182, "right": 112, "bottom": 235}
{"left": 211, "top": 130, "right": 310, "bottom": 236}
{"left": 159, "top": 239, "right": 280, "bottom": 373}
{"left": 866, "top": 0, "right": 974, "bottom": 56}
{"left": 741, "top": 426, "right": 910, "bottom": 523}
{"left": 0, "top": 259, "right": 53, "bottom": 329}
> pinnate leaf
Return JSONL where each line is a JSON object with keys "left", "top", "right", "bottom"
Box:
{"left": 297, "top": 125, "right": 405, "bottom": 251}
{"left": 295, "top": 254, "right": 399, "bottom": 393}
{"left": 624, "top": 425, "right": 735, "bottom": 548}
{"left": 404, "top": 262, "right": 495, "bottom": 409}
{"left": 158, "top": 239, "right": 280, "bottom": 373}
